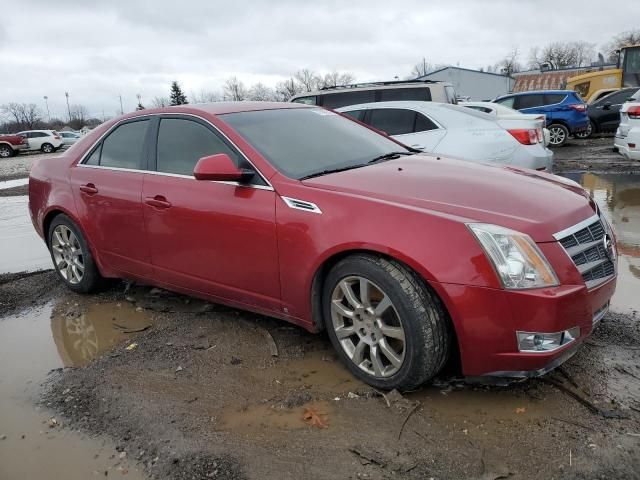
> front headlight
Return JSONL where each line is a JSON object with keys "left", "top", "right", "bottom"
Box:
{"left": 468, "top": 223, "right": 559, "bottom": 289}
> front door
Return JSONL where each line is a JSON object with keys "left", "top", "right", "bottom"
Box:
{"left": 141, "top": 115, "right": 281, "bottom": 313}
{"left": 70, "top": 118, "right": 153, "bottom": 277}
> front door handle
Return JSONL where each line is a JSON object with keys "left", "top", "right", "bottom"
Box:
{"left": 145, "top": 195, "right": 172, "bottom": 209}
{"left": 80, "top": 183, "right": 98, "bottom": 195}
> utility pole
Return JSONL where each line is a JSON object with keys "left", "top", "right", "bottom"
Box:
{"left": 118, "top": 94, "right": 124, "bottom": 115}
{"left": 43, "top": 96, "right": 50, "bottom": 122}
{"left": 65, "top": 92, "right": 71, "bottom": 122}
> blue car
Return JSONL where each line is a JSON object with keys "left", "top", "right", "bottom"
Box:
{"left": 493, "top": 90, "right": 589, "bottom": 147}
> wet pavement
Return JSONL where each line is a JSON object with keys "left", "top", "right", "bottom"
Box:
{"left": 0, "top": 196, "right": 51, "bottom": 274}
{"left": 0, "top": 301, "right": 148, "bottom": 479}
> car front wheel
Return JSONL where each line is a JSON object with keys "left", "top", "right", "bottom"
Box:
{"left": 0, "top": 144, "right": 13, "bottom": 158}
{"left": 548, "top": 124, "right": 569, "bottom": 146}
{"left": 323, "top": 254, "right": 450, "bottom": 390}
{"left": 48, "top": 214, "right": 103, "bottom": 293}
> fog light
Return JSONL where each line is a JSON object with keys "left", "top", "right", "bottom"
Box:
{"left": 516, "top": 327, "right": 580, "bottom": 353}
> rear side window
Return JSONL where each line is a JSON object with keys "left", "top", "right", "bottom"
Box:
{"left": 291, "top": 96, "right": 317, "bottom": 105}
{"left": 515, "top": 94, "right": 545, "bottom": 109}
{"left": 156, "top": 118, "right": 239, "bottom": 176}
{"left": 322, "top": 90, "right": 376, "bottom": 109}
{"left": 415, "top": 113, "right": 439, "bottom": 132}
{"left": 544, "top": 94, "right": 567, "bottom": 105}
{"left": 99, "top": 120, "right": 149, "bottom": 169}
{"left": 342, "top": 110, "right": 366, "bottom": 122}
{"left": 465, "top": 105, "right": 493, "bottom": 113}
{"left": 368, "top": 109, "right": 416, "bottom": 135}
{"left": 379, "top": 88, "right": 432, "bottom": 102}
{"left": 495, "top": 97, "right": 515, "bottom": 108}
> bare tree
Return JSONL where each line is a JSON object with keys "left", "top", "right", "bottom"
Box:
{"left": 604, "top": 29, "right": 640, "bottom": 63}
{"left": 496, "top": 48, "right": 522, "bottom": 75}
{"left": 151, "top": 96, "right": 170, "bottom": 108}
{"left": 190, "top": 89, "right": 221, "bottom": 103}
{"left": 68, "top": 104, "right": 88, "bottom": 130}
{"left": 247, "top": 83, "right": 276, "bottom": 101}
{"left": 275, "top": 78, "right": 300, "bottom": 101}
{"left": 294, "top": 69, "right": 321, "bottom": 92}
{"left": 410, "top": 58, "right": 437, "bottom": 78}
{"left": 319, "top": 71, "right": 355, "bottom": 88}
{"left": 223, "top": 77, "right": 247, "bottom": 101}
{"left": 1, "top": 103, "right": 42, "bottom": 130}
{"left": 528, "top": 41, "right": 594, "bottom": 69}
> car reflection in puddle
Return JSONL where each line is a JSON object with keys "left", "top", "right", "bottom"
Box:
{"left": 51, "top": 301, "right": 153, "bottom": 367}
{"left": 562, "top": 173, "right": 640, "bottom": 314}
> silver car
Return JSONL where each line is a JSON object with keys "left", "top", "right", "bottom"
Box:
{"left": 59, "top": 131, "right": 81, "bottom": 146}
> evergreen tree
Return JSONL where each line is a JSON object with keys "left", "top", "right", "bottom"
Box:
{"left": 169, "top": 81, "right": 188, "bottom": 105}
{"left": 136, "top": 103, "right": 145, "bottom": 111}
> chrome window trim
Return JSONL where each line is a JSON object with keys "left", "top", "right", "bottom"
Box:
{"left": 281, "top": 196, "right": 322, "bottom": 214}
{"left": 76, "top": 163, "right": 274, "bottom": 191}
{"left": 552, "top": 213, "right": 600, "bottom": 241}
{"left": 76, "top": 112, "right": 274, "bottom": 191}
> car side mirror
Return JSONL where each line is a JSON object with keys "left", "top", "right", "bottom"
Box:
{"left": 602, "top": 102, "right": 612, "bottom": 110}
{"left": 193, "top": 153, "right": 253, "bottom": 182}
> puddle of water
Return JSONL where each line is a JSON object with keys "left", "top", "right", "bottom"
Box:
{"left": 0, "top": 177, "right": 28, "bottom": 190}
{"left": 0, "top": 302, "right": 150, "bottom": 479}
{"left": 562, "top": 173, "right": 640, "bottom": 314}
{"left": 52, "top": 301, "right": 153, "bottom": 367}
{"left": 0, "top": 196, "right": 51, "bottom": 274}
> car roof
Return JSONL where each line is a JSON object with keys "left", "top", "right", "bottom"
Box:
{"left": 500, "top": 90, "right": 573, "bottom": 97}
{"left": 131, "top": 101, "right": 311, "bottom": 117}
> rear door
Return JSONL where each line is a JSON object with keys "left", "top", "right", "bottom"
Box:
{"left": 71, "top": 118, "right": 153, "bottom": 277}
{"left": 141, "top": 115, "right": 281, "bottom": 312}
{"left": 596, "top": 90, "right": 638, "bottom": 131}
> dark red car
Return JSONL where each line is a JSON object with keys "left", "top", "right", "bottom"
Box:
{"left": 0, "top": 133, "right": 29, "bottom": 158}
{"left": 29, "top": 102, "right": 617, "bottom": 389}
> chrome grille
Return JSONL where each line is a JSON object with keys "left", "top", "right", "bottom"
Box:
{"left": 555, "top": 215, "right": 615, "bottom": 289}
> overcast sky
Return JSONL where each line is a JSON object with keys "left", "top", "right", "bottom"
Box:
{"left": 1, "top": 0, "right": 638, "bottom": 119}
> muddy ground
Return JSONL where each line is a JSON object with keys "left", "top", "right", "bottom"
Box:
{"left": 0, "top": 270, "right": 637, "bottom": 480}
{"left": 554, "top": 136, "right": 640, "bottom": 174}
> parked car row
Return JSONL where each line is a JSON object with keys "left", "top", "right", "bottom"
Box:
{"left": 0, "top": 130, "right": 82, "bottom": 158}
{"left": 0, "top": 133, "right": 29, "bottom": 158}
{"left": 30, "top": 100, "right": 617, "bottom": 390}
{"left": 614, "top": 89, "right": 640, "bottom": 160}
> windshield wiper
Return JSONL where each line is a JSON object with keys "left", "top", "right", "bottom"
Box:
{"left": 367, "top": 151, "right": 414, "bottom": 164}
{"left": 299, "top": 163, "right": 369, "bottom": 180}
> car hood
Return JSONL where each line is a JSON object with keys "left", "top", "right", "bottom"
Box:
{"left": 302, "top": 155, "right": 595, "bottom": 242}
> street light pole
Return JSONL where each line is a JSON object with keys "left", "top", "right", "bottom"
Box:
{"left": 119, "top": 94, "right": 124, "bottom": 115}
{"left": 65, "top": 92, "right": 71, "bottom": 122}
{"left": 43, "top": 96, "right": 50, "bottom": 122}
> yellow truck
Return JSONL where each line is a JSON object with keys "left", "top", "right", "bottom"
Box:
{"left": 567, "top": 45, "right": 640, "bottom": 101}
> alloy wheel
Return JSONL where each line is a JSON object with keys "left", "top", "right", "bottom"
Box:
{"left": 575, "top": 122, "right": 592, "bottom": 139}
{"left": 549, "top": 127, "right": 566, "bottom": 145}
{"left": 42, "top": 144, "right": 53, "bottom": 153}
{"left": 51, "top": 225, "right": 85, "bottom": 284}
{"left": 0, "top": 145, "right": 12, "bottom": 158}
{"left": 330, "top": 276, "right": 405, "bottom": 378}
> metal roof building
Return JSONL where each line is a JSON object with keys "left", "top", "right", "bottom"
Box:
{"left": 417, "top": 66, "right": 514, "bottom": 101}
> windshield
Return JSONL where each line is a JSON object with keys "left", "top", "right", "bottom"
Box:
{"left": 221, "top": 108, "right": 410, "bottom": 180}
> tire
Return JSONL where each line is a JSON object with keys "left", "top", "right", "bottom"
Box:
{"left": 0, "top": 144, "right": 13, "bottom": 158}
{"left": 575, "top": 121, "right": 594, "bottom": 139}
{"left": 48, "top": 214, "right": 103, "bottom": 293}
{"left": 548, "top": 124, "right": 569, "bottom": 147}
{"left": 322, "top": 254, "right": 450, "bottom": 390}
{"left": 41, "top": 143, "right": 54, "bottom": 153}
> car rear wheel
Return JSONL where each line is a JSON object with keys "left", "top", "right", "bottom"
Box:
{"left": 41, "top": 143, "right": 54, "bottom": 153}
{"left": 323, "top": 254, "right": 450, "bottom": 390}
{"left": 0, "top": 144, "right": 13, "bottom": 158}
{"left": 48, "top": 214, "right": 103, "bottom": 293}
{"left": 575, "top": 121, "right": 594, "bottom": 139}
{"left": 548, "top": 124, "right": 569, "bottom": 146}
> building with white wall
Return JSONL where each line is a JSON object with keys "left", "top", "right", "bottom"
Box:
{"left": 418, "top": 66, "right": 514, "bottom": 101}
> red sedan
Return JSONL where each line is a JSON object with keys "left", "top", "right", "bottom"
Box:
{"left": 29, "top": 102, "right": 617, "bottom": 389}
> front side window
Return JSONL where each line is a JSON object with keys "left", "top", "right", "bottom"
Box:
{"left": 495, "top": 96, "right": 515, "bottom": 108}
{"left": 222, "top": 108, "right": 410, "bottom": 180}
{"left": 97, "top": 119, "right": 149, "bottom": 169}
{"left": 156, "top": 118, "right": 239, "bottom": 176}
{"left": 368, "top": 109, "right": 416, "bottom": 135}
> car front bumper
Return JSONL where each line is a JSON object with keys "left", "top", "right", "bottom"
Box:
{"left": 433, "top": 275, "right": 616, "bottom": 378}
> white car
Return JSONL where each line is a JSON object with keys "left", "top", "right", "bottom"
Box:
{"left": 614, "top": 90, "right": 640, "bottom": 161}
{"left": 337, "top": 101, "right": 553, "bottom": 171}
{"left": 18, "top": 130, "right": 64, "bottom": 153}
{"left": 460, "top": 101, "right": 551, "bottom": 146}
{"left": 58, "top": 131, "right": 81, "bottom": 146}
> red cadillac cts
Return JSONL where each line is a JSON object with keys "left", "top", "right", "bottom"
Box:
{"left": 29, "top": 102, "right": 617, "bottom": 389}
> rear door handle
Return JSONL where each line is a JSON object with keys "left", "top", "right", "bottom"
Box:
{"left": 145, "top": 195, "right": 172, "bottom": 209}
{"left": 80, "top": 183, "right": 98, "bottom": 195}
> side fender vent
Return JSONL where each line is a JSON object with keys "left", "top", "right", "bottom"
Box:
{"left": 281, "top": 196, "right": 322, "bottom": 214}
